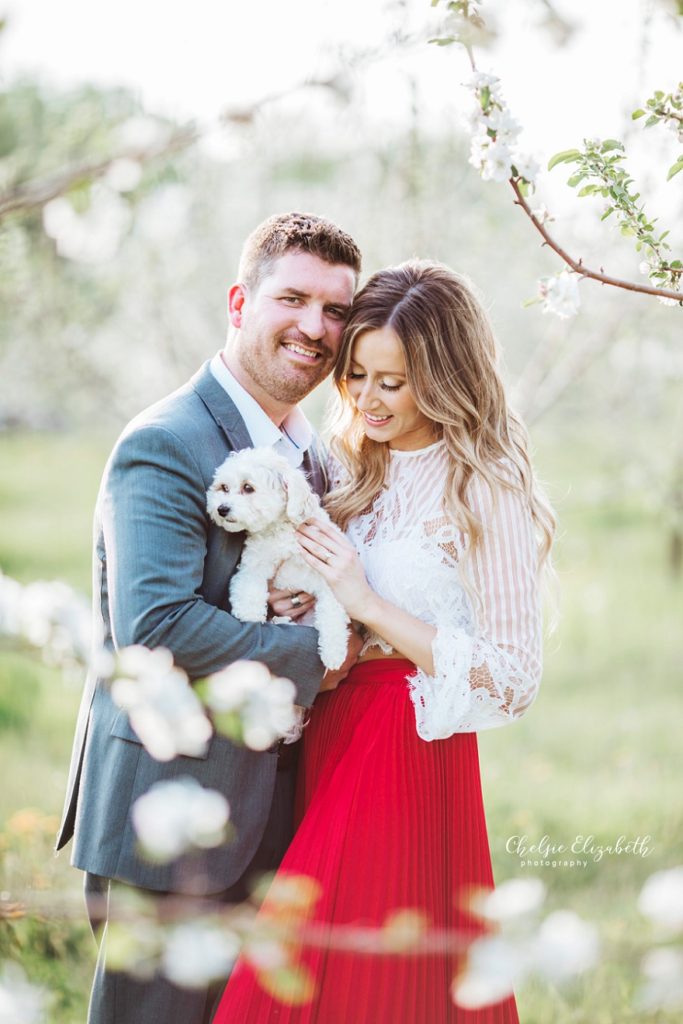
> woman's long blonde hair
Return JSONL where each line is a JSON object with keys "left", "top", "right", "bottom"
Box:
{"left": 325, "top": 259, "right": 555, "bottom": 573}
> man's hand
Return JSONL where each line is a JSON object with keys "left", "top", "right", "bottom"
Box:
{"left": 267, "top": 586, "right": 316, "bottom": 622}
{"left": 319, "top": 627, "right": 364, "bottom": 692}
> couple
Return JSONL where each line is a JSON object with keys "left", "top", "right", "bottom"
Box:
{"left": 57, "top": 211, "right": 554, "bottom": 1023}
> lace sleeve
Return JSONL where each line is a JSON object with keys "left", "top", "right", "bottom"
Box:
{"left": 409, "top": 471, "right": 542, "bottom": 739}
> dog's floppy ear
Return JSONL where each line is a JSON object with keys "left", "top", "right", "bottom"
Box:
{"left": 282, "top": 466, "right": 319, "bottom": 524}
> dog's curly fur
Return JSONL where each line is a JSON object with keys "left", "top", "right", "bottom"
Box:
{"left": 207, "top": 447, "right": 350, "bottom": 671}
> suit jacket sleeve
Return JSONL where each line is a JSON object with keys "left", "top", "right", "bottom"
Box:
{"left": 101, "top": 423, "right": 324, "bottom": 706}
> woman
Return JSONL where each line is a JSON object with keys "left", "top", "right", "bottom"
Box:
{"left": 214, "top": 260, "right": 555, "bottom": 1022}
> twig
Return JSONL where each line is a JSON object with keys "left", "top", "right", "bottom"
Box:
{"left": 509, "top": 178, "right": 683, "bottom": 303}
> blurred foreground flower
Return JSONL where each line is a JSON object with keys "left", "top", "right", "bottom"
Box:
{"left": 0, "top": 961, "right": 50, "bottom": 1023}
{"left": 43, "top": 184, "right": 132, "bottom": 264}
{"left": 163, "top": 920, "right": 240, "bottom": 988}
{"left": 638, "top": 867, "right": 683, "bottom": 932}
{"left": 112, "top": 646, "right": 213, "bottom": 760}
{"left": 538, "top": 270, "right": 581, "bottom": 319}
{"left": 132, "top": 777, "right": 229, "bottom": 862}
{"left": 453, "top": 879, "right": 599, "bottom": 1009}
{"left": 0, "top": 570, "right": 91, "bottom": 671}
{"left": 635, "top": 866, "right": 683, "bottom": 1011}
{"left": 200, "top": 661, "right": 299, "bottom": 751}
{"left": 636, "top": 947, "right": 683, "bottom": 1012}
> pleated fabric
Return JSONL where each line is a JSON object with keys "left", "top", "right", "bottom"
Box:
{"left": 213, "top": 660, "right": 519, "bottom": 1023}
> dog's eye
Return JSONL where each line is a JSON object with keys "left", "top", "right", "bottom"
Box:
{"left": 242, "top": 483, "right": 255, "bottom": 494}
{"left": 219, "top": 484, "right": 230, "bottom": 493}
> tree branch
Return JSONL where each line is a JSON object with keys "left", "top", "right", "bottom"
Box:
{"left": 509, "top": 177, "right": 683, "bottom": 303}
{"left": 0, "top": 73, "right": 354, "bottom": 223}
{"left": 0, "top": 127, "right": 200, "bottom": 221}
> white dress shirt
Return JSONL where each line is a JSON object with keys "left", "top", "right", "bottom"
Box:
{"left": 210, "top": 352, "right": 312, "bottom": 467}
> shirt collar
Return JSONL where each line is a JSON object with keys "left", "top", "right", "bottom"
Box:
{"left": 209, "top": 352, "right": 312, "bottom": 466}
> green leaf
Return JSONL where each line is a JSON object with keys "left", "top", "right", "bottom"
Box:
{"left": 601, "top": 138, "right": 624, "bottom": 153}
{"left": 428, "top": 36, "right": 458, "bottom": 46}
{"left": 578, "top": 184, "right": 598, "bottom": 196}
{"left": 547, "top": 149, "right": 582, "bottom": 171}
{"left": 601, "top": 207, "right": 615, "bottom": 220}
{"left": 631, "top": 109, "right": 647, "bottom": 120}
{"left": 666, "top": 159, "right": 683, "bottom": 181}
{"left": 567, "top": 172, "right": 586, "bottom": 187}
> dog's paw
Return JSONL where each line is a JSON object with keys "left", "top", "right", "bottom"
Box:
{"left": 230, "top": 600, "right": 268, "bottom": 623}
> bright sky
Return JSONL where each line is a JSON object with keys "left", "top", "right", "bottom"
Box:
{"left": 2, "top": 0, "right": 681, "bottom": 215}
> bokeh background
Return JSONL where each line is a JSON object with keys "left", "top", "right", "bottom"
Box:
{"left": 1, "top": 0, "right": 682, "bottom": 1020}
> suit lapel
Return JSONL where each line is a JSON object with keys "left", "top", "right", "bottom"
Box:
{"left": 190, "top": 361, "right": 253, "bottom": 453}
{"left": 191, "top": 359, "right": 329, "bottom": 496}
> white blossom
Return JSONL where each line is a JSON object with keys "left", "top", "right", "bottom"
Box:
{"left": 639, "top": 260, "right": 653, "bottom": 276}
{"left": 204, "top": 661, "right": 298, "bottom": 751}
{"left": 455, "top": 887, "right": 598, "bottom": 1009}
{"left": 105, "top": 158, "right": 143, "bottom": 193}
{"left": 43, "top": 185, "right": 132, "bottom": 264}
{"left": 638, "top": 867, "right": 683, "bottom": 932}
{"left": 0, "top": 961, "right": 50, "bottom": 1024}
{"left": 162, "top": 921, "right": 240, "bottom": 988}
{"left": 464, "top": 71, "right": 502, "bottom": 96}
{"left": 636, "top": 947, "right": 683, "bottom": 1011}
{"left": 111, "top": 646, "right": 212, "bottom": 761}
{"left": 452, "top": 936, "right": 522, "bottom": 1009}
{"left": 485, "top": 106, "right": 522, "bottom": 142}
{"left": 532, "top": 911, "right": 600, "bottom": 981}
{"left": 658, "top": 295, "right": 680, "bottom": 307}
{"left": 538, "top": 270, "right": 581, "bottom": 318}
{"left": 480, "top": 139, "right": 514, "bottom": 182}
{"left": 0, "top": 571, "right": 92, "bottom": 670}
{"left": 510, "top": 149, "right": 540, "bottom": 183}
{"left": 132, "top": 777, "right": 229, "bottom": 862}
{"left": 472, "top": 878, "right": 546, "bottom": 922}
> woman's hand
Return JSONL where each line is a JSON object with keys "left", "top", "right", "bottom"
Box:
{"left": 296, "top": 519, "right": 377, "bottom": 623}
{"left": 267, "top": 586, "right": 316, "bottom": 621}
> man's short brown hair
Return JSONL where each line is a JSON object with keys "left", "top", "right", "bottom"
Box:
{"left": 238, "top": 211, "right": 362, "bottom": 289}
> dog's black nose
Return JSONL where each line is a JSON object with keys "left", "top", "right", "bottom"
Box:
{"left": 217, "top": 504, "right": 231, "bottom": 517}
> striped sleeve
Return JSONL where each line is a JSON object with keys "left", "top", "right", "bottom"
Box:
{"left": 408, "top": 469, "right": 542, "bottom": 739}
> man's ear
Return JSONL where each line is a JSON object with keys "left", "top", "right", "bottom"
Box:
{"left": 282, "top": 469, "right": 319, "bottom": 524}
{"left": 228, "top": 284, "right": 246, "bottom": 329}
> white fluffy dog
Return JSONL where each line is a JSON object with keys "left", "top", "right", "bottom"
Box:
{"left": 207, "top": 447, "right": 350, "bottom": 670}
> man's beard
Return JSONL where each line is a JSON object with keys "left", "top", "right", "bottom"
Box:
{"left": 240, "top": 332, "right": 333, "bottom": 404}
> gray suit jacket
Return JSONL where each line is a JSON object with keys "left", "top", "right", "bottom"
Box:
{"left": 56, "top": 361, "right": 327, "bottom": 893}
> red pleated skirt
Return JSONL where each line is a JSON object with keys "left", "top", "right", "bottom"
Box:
{"left": 214, "top": 659, "right": 519, "bottom": 1023}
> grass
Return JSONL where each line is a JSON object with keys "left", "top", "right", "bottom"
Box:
{"left": 1, "top": 427, "right": 682, "bottom": 1022}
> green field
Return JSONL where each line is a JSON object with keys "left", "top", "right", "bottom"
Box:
{"left": 1, "top": 429, "right": 682, "bottom": 1023}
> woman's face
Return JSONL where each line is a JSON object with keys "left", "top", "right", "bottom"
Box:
{"left": 344, "top": 326, "right": 438, "bottom": 451}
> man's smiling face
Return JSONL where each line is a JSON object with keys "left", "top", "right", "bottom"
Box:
{"left": 229, "top": 250, "right": 356, "bottom": 405}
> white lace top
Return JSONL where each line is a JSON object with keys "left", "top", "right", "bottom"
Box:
{"left": 333, "top": 440, "right": 542, "bottom": 740}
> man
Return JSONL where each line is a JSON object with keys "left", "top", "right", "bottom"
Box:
{"left": 56, "top": 211, "right": 364, "bottom": 1023}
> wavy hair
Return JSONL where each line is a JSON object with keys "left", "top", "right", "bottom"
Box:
{"left": 325, "top": 259, "right": 555, "bottom": 582}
